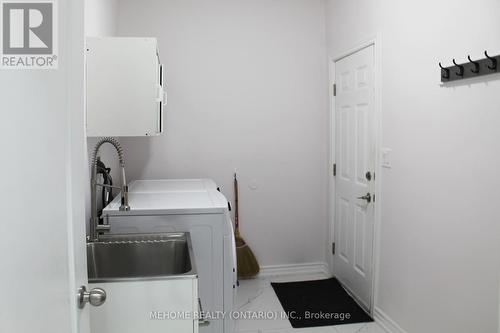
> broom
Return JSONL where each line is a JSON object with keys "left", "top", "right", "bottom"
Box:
{"left": 233, "top": 172, "right": 260, "bottom": 278}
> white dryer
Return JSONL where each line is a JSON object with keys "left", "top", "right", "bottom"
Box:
{"left": 102, "top": 179, "right": 236, "bottom": 333}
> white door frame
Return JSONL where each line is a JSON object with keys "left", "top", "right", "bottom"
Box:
{"left": 327, "top": 36, "right": 382, "bottom": 314}
{"left": 67, "top": 0, "right": 89, "bottom": 331}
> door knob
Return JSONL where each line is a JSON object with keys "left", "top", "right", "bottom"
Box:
{"left": 357, "top": 193, "right": 372, "bottom": 203}
{"left": 77, "top": 286, "right": 106, "bottom": 309}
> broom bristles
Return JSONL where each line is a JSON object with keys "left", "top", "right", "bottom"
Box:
{"left": 235, "top": 235, "right": 260, "bottom": 278}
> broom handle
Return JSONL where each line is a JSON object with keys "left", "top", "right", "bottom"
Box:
{"left": 234, "top": 173, "right": 239, "bottom": 231}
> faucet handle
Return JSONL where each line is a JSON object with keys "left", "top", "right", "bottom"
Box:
{"left": 96, "top": 224, "right": 111, "bottom": 232}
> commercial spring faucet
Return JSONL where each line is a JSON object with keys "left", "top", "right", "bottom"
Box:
{"left": 89, "top": 137, "right": 130, "bottom": 242}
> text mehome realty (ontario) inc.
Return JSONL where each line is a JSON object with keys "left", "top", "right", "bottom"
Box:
{"left": 149, "top": 310, "right": 353, "bottom": 321}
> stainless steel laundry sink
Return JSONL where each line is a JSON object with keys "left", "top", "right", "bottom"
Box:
{"left": 87, "top": 232, "right": 197, "bottom": 282}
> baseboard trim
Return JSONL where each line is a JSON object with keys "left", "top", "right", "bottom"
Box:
{"left": 259, "top": 262, "right": 330, "bottom": 277}
{"left": 374, "top": 307, "right": 408, "bottom": 333}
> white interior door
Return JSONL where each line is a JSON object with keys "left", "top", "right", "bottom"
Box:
{"left": 333, "top": 45, "right": 376, "bottom": 311}
{"left": 0, "top": 1, "right": 91, "bottom": 332}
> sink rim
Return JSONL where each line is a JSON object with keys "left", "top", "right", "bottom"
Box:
{"left": 87, "top": 232, "right": 198, "bottom": 283}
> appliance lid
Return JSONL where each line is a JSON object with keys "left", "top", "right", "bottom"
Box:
{"left": 103, "top": 190, "right": 228, "bottom": 215}
{"left": 128, "top": 179, "right": 218, "bottom": 193}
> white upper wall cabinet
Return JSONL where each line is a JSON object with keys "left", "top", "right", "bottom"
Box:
{"left": 86, "top": 37, "right": 165, "bottom": 137}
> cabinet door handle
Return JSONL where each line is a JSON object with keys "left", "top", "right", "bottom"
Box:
{"left": 198, "top": 298, "right": 210, "bottom": 326}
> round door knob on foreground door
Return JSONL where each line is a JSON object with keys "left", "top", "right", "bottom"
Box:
{"left": 77, "top": 286, "right": 107, "bottom": 309}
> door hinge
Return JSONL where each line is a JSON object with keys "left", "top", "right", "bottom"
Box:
{"left": 333, "top": 83, "right": 337, "bottom": 97}
{"left": 332, "top": 242, "right": 336, "bottom": 255}
{"left": 333, "top": 163, "right": 337, "bottom": 177}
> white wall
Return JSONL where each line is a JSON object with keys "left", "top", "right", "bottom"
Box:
{"left": 326, "top": 1, "right": 500, "bottom": 332}
{"left": 115, "top": 0, "right": 329, "bottom": 267}
{"left": 86, "top": 0, "right": 119, "bottom": 37}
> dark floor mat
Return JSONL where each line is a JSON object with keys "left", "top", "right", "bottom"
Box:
{"left": 271, "top": 277, "right": 373, "bottom": 328}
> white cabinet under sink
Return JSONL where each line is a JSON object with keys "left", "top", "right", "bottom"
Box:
{"left": 86, "top": 37, "right": 165, "bottom": 137}
{"left": 89, "top": 278, "right": 198, "bottom": 333}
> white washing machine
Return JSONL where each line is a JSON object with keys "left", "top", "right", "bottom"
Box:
{"left": 102, "top": 179, "right": 236, "bottom": 333}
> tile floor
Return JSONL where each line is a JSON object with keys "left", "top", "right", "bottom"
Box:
{"left": 234, "top": 272, "right": 387, "bottom": 333}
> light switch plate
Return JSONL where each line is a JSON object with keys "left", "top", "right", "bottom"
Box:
{"left": 381, "top": 148, "right": 392, "bottom": 169}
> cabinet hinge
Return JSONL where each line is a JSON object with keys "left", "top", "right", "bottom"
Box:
{"left": 333, "top": 163, "right": 337, "bottom": 177}
{"left": 332, "top": 242, "right": 336, "bottom": 255}
{"left": 333, "top": 83, "right": 337, "bottom": 97}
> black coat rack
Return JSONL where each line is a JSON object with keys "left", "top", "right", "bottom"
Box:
{"left": 439, "top": 51, "right": 500, "bottom": 82}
